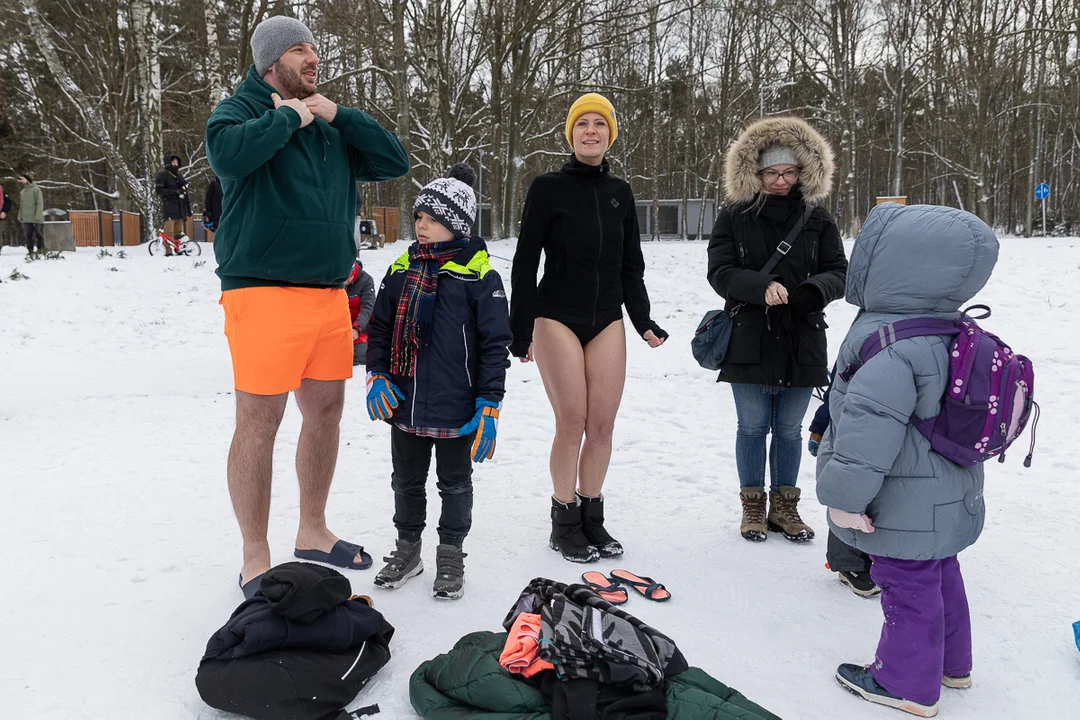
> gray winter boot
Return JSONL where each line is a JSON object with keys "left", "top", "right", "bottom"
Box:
{"left": 432, "top": 544, "right": 467, "bottom": 600}
{"left": 373, "top": 538, "right": 423, "bottom": 589}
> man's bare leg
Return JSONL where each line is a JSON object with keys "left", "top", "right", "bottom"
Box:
{"left": 293, "top": 378, "right": 363, "bottom": 564}
{"left": 229, "top": 390, "right": 288, "bottom": 585}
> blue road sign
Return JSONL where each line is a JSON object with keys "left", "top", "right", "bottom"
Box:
{"left": 1035, "top": 183, "right": 1050, "bottom": 199}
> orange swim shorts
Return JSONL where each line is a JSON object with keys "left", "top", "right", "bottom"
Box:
{"left": 221, "top": 286, "right": 353, "bottom": 395}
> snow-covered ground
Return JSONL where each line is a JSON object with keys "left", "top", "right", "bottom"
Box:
{"left": 1, "top": 237, "right": 1078, "bottom": 719}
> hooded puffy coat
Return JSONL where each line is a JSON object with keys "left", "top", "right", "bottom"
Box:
{"left": 409, "top": 631, "right": 782, "bottom": 720}
{"left": 816, "top": 203, "right": 1000, "bottom": 560}
{"left": 707, "top": 116, "right": 847, "bottom": 388}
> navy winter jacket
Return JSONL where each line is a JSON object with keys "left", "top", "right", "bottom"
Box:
{"left": 809, "top": 386, "right": 832, "bottom": 437}
{"left": 367, "top": 237, "right": 512, "bottom": 430}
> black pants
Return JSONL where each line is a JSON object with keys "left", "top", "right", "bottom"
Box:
{"left": 827, "top": 529, "right": 872, "bottom": 573}
{"left": 23, "top": 223, "right": 44, "bottom": 252}
{"left": 391, "top": 426, "right": 474, "bottom": 547}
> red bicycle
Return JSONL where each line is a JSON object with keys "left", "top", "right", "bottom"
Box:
{"left": 148, "top": 230, "right": 201, "bottom": 257}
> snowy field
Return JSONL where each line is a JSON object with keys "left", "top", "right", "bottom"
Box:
{"left": 1, "top": 236, "right": 1078, "bottom": 719}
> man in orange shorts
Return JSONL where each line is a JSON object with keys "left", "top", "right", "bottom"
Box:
{"left": 207, "top": 15, "right": 409, "bottom": 597}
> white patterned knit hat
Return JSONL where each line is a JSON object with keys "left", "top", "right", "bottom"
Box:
{"left": 413, "top": 163, "right": 477, "bottom": 239}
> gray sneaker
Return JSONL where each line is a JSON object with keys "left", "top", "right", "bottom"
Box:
{"left": 432, "top": 544, "right": 467, "bottom": 600}
{"left": 373, "top": 538, "right": 423, "bottom": 589}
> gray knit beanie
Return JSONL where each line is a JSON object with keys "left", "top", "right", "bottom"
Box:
{"left": 759, "top": 143, "right": 799, "bottom": 170}
{"left": 251, "top": 16, "right": 317, "bottom": 76}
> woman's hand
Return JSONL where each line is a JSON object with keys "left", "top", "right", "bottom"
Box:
{"left": 765, "top": 281, "right": 789, "bottom": 306}
{"left": 519, "top": 343, "right": 534, "bottom": 363}
{"left": 643, "top": 330, "right": 665, "bottom": 348}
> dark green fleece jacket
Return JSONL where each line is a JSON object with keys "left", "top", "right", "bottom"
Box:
{"left": 206, "top": 66, "right": 409, "bottom": 290}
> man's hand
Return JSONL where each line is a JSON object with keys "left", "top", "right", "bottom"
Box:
{"left": 0, "top": 212, "right": 6, "bottom": 220}
{"left": 302, "top": 94, "right": 338, "bottom": 123}
{"left": 271, "top": 93, "right": 314, "bottom": 128}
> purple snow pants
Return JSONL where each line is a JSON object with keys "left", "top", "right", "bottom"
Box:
{"left": 868, "top": 555, "right": 973, "bottom": 706}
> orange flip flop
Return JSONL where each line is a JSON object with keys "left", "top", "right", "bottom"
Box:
{"left": 581, "top": 571, "right": 629, "bottom": 605}
{"left": 609, "top": 569, "right": 671, "bottom": 602}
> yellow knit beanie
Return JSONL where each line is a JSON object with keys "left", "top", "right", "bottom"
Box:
{"left": 565, "top": 93, "right": 618, "bottom": 148}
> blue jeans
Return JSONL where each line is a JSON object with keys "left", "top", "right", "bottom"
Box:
{"left": 730, "top": 384, "right": 814, "bottom": 490}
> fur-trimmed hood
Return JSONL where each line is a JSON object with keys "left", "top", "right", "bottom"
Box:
{"left": 723, "top": 116, "right": 835, "bottom": 204}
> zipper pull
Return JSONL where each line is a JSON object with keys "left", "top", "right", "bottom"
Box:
{"left": 1023, "top": 401, "right": 1040, "bottom": 468}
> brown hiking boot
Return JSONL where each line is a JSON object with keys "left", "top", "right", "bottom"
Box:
{"left": 769, "top": 486, "right": 815, "bottom": 542}
{"left": 739, "top": 488, "right": 768, "bottom": 542}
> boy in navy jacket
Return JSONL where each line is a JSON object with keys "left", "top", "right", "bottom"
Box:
{"left": 365, "top": 163, "right": 511, "bottom": 600}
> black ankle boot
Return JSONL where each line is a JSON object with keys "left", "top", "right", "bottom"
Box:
{"left": 578, "top": 493, "right": 624, "bottom": 558}
{"left": 549, "top": 497, "right": 599, "bottom": 563}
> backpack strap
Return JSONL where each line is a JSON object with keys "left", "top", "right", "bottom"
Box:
{"left": 839, "top": 318, "right": 960, "bottom": 382}
{"left": 333, "top": 705, "right": 381, "bottom": 719}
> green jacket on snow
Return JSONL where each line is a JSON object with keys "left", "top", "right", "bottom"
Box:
{"left": 19, "top": 182, "right": 44, "bottom": 225}
{"left": 206, "top": 66, "right": 409, "bottom": 291}
{"left": 409, "top": 631, "right": 782, "bottom": 720}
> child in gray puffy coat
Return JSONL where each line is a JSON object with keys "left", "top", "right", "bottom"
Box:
{"left": 815, "top": 203, "right": 999, "bottom": 717}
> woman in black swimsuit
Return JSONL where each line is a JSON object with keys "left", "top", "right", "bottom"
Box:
{"left": 510, "top": 93, "right": 667, "bottom": 563}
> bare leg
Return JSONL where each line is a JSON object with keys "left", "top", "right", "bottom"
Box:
{"left": 532, "top": 318, "right": 588, "bottom": 504}
{"left": 578, "top": 320, "right": 626, "bottom": 497}
{"left": 229, "top": 390, "right": 288, "bottom": 584}
{"left": 293, "top": 378, "right": 364, "bottom": 564}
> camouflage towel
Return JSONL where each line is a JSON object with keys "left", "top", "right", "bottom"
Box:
{"left": 502, "top": 578, "right": 687, "bottom": 691}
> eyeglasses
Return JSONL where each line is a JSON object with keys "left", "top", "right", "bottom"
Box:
{"left": 759, "top": 169, "right": 801, "bottom": 183}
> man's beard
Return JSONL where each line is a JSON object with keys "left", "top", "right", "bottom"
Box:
{"left": 274, "top": 60, "right": 316, "bottom": 99}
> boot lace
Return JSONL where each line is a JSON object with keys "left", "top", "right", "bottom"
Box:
{"left": 743, "top": 494, "right": 767, "bottom": 525}
{"left": 776, "top": 493, "right": 805, "bottom": 525}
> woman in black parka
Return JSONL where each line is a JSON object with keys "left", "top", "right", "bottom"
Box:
{"left": 707, "top": 116, "right": 847, "bottom": 545}
{"left": 510, "top": 93, "right": 668, "bottom": 564}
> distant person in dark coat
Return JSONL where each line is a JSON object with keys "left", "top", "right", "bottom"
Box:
{"left": 203, "top": 175, "right": 223, "bottom": 233}
{"left": 346, "top": 259, "right": 376, "bottom": 365}
{"left": 155, "top": 154, "right": 192, "bottom": 255}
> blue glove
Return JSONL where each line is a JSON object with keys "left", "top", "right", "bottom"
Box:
{"left": 366, "top": 373, "right": 405, "bottom": 421}
{"left": 460, "top": 398, "right": 500, "bottom": 463}
{"left": 808, "top": 433, "right": 821, "bottom": 457}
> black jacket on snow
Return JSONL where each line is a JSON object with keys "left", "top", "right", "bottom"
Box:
{"left": 197, "top": 562, "right": 394, "bottom": 720}
{"left": 155, "top": 156, "right": 191, "bottom": 220}
{"left": 202, "top": 564, "right": 391, "bottom": 661}
{"left": 367, "top": 237, "right": 512, "bottom": 430}
{"left": 509, "top": 155, "right": 665, "bottom": 356}
{"left": 706, "top": 186, "right": 847, "bottom": 388}
{"left": 203, "top": 177, "right": 223, "bottom": 228}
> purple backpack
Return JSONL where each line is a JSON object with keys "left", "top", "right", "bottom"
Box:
{"left": 839, "top": 305, "right": 1039, "bottom": 467}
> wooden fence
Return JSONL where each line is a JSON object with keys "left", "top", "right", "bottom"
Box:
{"left": 369, "top": 207, "right": 400, "bottom": 244}
{"left": 69, "top": 210, "right": 142, "bottom": 246}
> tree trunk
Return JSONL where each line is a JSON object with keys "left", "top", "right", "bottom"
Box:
{"left": 203, "top": 0, "right": 226, "bottom": 104}
{"left": 25, "top": 0, "right": 149, "bottom": 221}
{"left": 647, "top": 3, "right": 659, "bottom": 241}
{"left": 132, "top": 0, "right": 162, "bottom": 229}
{"left": 393, "top": 0, "right": 412, "bottom": 243}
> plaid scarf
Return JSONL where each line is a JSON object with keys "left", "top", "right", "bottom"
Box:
{"left": 390, "top": 239, "right": 468, "bottom": 377}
